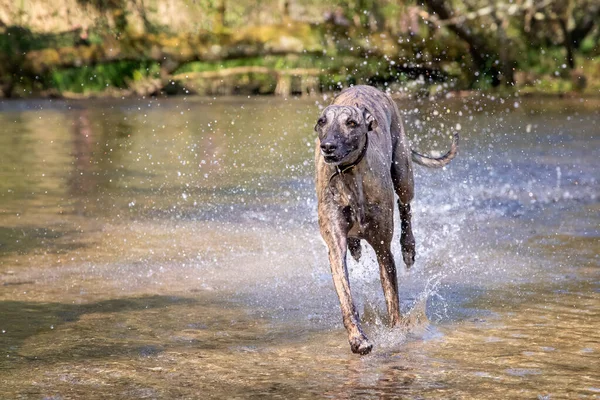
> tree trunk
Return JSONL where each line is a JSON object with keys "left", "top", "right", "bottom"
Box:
{"left": 215, "top": 0, "right": 226, "bottom": 31}
{"left": 558, "top": 18, "right": 576, "bottom": 69}
{"left": 560, "top": 1, "right": 599, "bottom": 69}
{"left": 280, "top": 0, "right": 291, "bottom": 23}
{"left": 492, "top": 10, "right": 515, "bottom": 85}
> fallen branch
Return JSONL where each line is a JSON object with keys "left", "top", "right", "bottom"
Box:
{"left": 172, "top": 66, "right": 321, "bottom": 80}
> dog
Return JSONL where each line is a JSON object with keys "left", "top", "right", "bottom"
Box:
{"left": 314, "top": 85, "right": 458, "bottom": 355}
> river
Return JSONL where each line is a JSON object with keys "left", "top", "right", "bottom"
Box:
{"left": 1, "top": 94, "right": 598, "bottom": 398}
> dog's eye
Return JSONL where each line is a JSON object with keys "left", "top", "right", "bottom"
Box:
{"left": 318, "top": 117, "right": 327, "bottom": 126}
{"left": 347, "top": 120, "right": 358, "bottom": 128}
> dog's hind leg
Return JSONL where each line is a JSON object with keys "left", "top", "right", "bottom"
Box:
{"left": 390, "top": 119, "right": 416, "bottom": 269}
{"left": 370, "top": 237, "right": 401, "bottom": 326}
{"left": 321, "top": 221, "right": 373, "bottom": 354}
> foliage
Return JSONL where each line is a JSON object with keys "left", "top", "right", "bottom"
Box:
{"left": 48, "top": 61, "right": 161, "bottom": 93}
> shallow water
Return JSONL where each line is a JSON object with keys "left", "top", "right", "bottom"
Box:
{"left": 0, "top": 95, "right": 598, "bottom": 399}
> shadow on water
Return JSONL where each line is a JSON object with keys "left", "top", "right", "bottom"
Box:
{"left": 0, "top": 296, "right": 197, "bottom": 364}
{"left": 0, "top": 289, "right": 430, "bottom": 398}
{"left": 0, "top": 225, "right": 90, "bottom": 258}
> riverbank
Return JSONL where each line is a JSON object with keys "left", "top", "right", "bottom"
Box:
{"left": 2, "top": 21, "right": 598, "bottom": 99}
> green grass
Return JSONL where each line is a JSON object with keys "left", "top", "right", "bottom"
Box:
{"left": 46, "top": 61, "right": 161, "bottom": 93}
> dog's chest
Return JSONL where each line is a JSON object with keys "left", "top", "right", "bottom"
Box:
{"left": 333, "top": 173, "right": 393, "bottom": 236}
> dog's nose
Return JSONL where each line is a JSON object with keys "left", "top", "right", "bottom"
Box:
{"left": 321, "top": 142, "right": 337, "bottom": 154}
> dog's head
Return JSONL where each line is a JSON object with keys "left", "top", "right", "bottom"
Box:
{"left": 315, "top": 105, "right": 378, "bottom": 165}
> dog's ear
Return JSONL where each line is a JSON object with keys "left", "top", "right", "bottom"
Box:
{"left": 361, "top": 107, "right": 378, "bottom": 131}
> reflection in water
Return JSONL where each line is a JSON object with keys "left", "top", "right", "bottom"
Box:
{"left": 0, "top": 96, "right": 598, "bottom": 398}
{"left": 69, "top": 110, "right": 95, "bottom": 201}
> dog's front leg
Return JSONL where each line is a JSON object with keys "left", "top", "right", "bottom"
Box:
{"left": 322, "top": 222, "right": 373, "bottom": 355}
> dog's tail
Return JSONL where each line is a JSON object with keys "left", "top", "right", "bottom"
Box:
{"left": 411, "top": 132, "right": 459, "bottom": 168}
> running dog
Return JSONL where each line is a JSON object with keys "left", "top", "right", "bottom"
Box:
{"left": 314, "top": 85, "right": 458, "bottom": 354}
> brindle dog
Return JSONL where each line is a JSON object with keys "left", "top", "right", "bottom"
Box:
{"left": 314, "top": 85, "right": 458, "bottom": 355}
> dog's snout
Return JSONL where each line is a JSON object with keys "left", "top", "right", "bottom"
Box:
{"left": 321, "top": 142, "right": 337, "bottom": 154}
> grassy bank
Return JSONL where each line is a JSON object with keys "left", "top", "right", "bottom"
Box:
{"left": 9, "top": 55, "right": 599, "bottom": 99}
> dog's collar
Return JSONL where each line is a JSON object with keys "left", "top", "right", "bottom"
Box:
{"left": 328, "top": 133, "right": 369, "bottom": 189}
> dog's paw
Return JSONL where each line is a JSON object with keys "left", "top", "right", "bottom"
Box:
{"left": 401, "top": 236, "right": 415, "bottom": 269}
{"left": 402, "top": 249, "right": 415, "bottom": 269}
{"left": 349, "top": 335, "right": 373, "bottom": 355}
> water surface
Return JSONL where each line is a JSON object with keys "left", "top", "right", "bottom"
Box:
{"left": 1, "top": 95, "right": 598, "bottom": 399}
